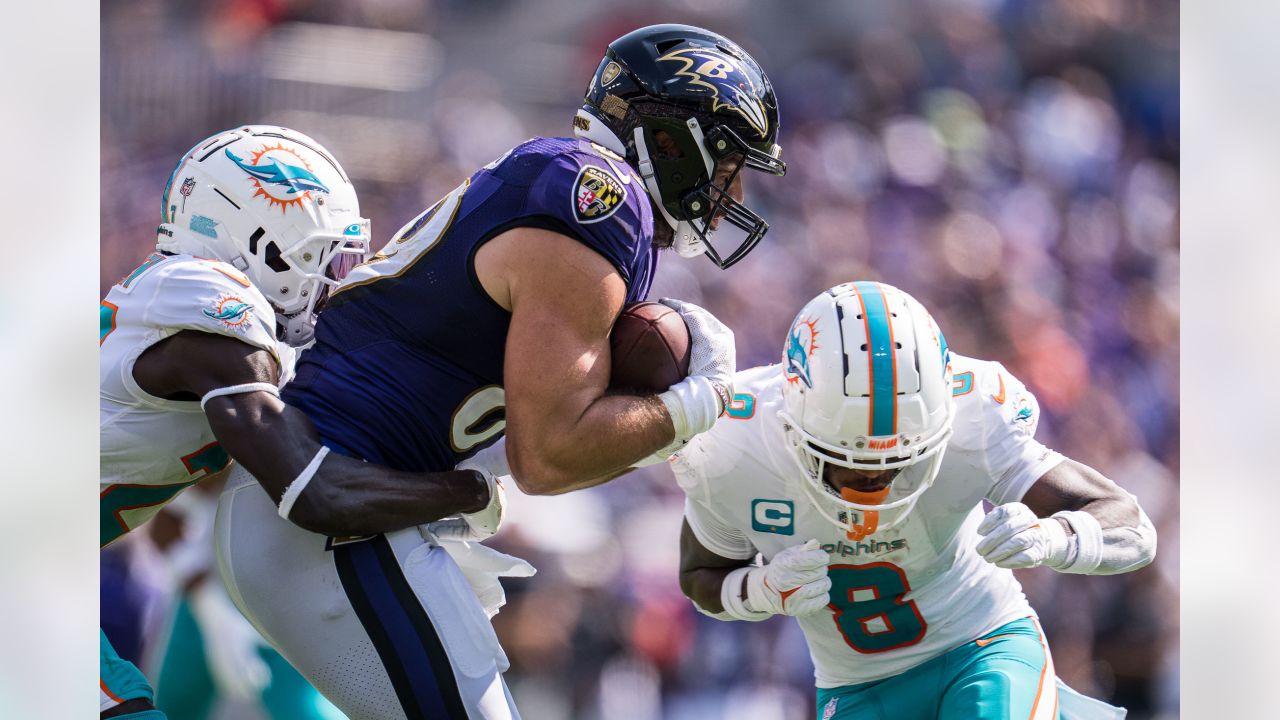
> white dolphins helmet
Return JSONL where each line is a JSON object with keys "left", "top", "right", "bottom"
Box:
{"left": 156, "top": 126, "right": 371, "bottom": 345}
{"left": 778, "top": 282, "right": 955, "bottom": 537}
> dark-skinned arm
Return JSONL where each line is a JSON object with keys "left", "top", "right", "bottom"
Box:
{"left": 678, "top": 519, "right": 754, "bottom": 614}
{"left": 1021, "top": 458, "right": 1140, "bottom": 533}
{"left": 979, "top": 457, "right": 1156, "bottom": 575}
{"left": 133, "top": 330, "right": 489, "bottom": 536}
{"left": 475, "top": 227, "right": 676, "bottom": 495}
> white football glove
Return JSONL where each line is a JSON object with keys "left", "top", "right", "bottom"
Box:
{"left": 426, "top": 531, "right": 537, "bottom": 618}
{"left": 449, "top": 461, "right": 507, "bottom": 541}
{"left": 656, "top": 298, "right": 735, "bottom": 446}
{"left": 189, "top": 581, "right": 271, "bottom": 702}
{"left": 743, "top": 539, "right": 832, "bottom": 617}
{"left": 975, "top": 502, "right": 1071, "bottom": 570}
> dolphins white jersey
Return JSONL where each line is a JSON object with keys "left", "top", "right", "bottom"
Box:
{"left": 99, "top": 253, "right": 290, "bottom": 547}
{"left": 672, "top": 356, "right": 1065, "bottom": 688}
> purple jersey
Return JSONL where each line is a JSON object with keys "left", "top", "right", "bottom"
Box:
{"left": 284, "top": 137, "right": 658, "bottom": 470}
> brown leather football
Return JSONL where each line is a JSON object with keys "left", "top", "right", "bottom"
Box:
{"left": 609, "top": 301, "right": 691, "bottom": 393}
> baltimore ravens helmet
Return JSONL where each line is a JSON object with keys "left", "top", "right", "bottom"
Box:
{"left": 574, "top": 24, "right": 786, "bottom": 269}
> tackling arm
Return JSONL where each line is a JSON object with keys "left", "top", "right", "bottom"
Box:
{"left": 478, "top": 228, "right": 678, "bottom": 495}
{"left": 133, "top": 331, "right": 490, "bottom": 536}
{"left": 978, "top": 458, "right": 1157, "bottom": 575}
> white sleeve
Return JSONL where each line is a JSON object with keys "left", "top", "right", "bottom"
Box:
{"left": 684, "top": 498, "right": 757, "bottom": 561}
{"left": 144, "top": 259, "right": 280, "bottom": 360}
{"left": 980, "top": 364, "right": 1067, "bottom": 505}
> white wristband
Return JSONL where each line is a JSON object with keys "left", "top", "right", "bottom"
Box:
{"left": 201, "top": 382, "right": 279, "bottom": 411}
{"left": 277, "top": 446, "right": 330, "bottom": 520}
{"left": 1050, "top": 510, "right": 1104, "bottom": 574}
{"left": 1039, "top": 514, "right": 1072, "bottom": 567}
{"left": 720, "top": 566, "right": 772, "bottom": 622}
{"left": 658, "top": 375, "right": 722, "bottom": 442}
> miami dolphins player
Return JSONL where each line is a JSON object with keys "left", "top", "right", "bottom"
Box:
{"left": 216, "top": 23, "right": 788, "bottom": 720}
{"left": 100, "top": 126, "right": 504, "bottom": 719}
{"left": 674, "top": 283, "right": 1155, "bottom": 720}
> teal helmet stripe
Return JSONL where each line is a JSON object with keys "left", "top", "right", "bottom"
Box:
{"left": 852, "top": 281, "right": 897, "bottom": 436}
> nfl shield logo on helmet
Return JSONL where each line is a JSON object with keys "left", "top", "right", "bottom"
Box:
{"left": 573, "top": 165, "right": 627, "bottom": 224}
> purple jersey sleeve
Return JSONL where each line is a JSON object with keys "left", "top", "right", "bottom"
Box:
{"left": 523, "top": 149, "right": 654, "bottom": 290}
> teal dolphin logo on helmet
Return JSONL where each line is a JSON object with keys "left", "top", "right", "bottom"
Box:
{"left": 784, "top": 317, "right": 819, "bottom": 389}
{"left": 225, "top": 148, "right": 330, "bottom": 196}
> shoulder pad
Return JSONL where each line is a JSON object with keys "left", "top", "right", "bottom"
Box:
{"left": 582, "top": 139, "right": 627, "bottom": 164}
{"left": 674, "top": 371, "right": 786, "bottom": 501}
{"left": 139, "top": 256, "right": 280, "bottom": 358}
{"left": 949, "top": 355, "right": 1041, "bottom": 448}
{"left": 523, "top": 149, "right": 651, "bottom": 286}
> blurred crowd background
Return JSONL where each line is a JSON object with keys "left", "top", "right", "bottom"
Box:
{"left": 101, "top": 0, "right": 1179, "bottom": 718}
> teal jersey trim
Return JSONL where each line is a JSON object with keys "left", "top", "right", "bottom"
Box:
{"left": 100, "top": 481, "right": 198, "bottom": 547}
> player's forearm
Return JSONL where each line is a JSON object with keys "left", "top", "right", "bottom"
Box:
{"left": 1073, "top": 494, "right": 1140, "bottom": 531}
{"left": 507, "top": 393, "right": 674, "bottom": 495}
{"left": 1017, "top": 459, "right": 1157, "bottom": 574}
{"left": 679, "top": 566, "right": 740, "bottom": 614}
{"left": 208, "top": 395, "right": 487, "bottom": 534}
{"left": 291, "top": 464, "right": 489, "bottom": 536}
{"left": 678, "top": 522, "right": 758, "bottom": 617}
{"left": 982, "top": 492, "right": 1156, "bottom": 575}
{"left": 1049, "top": 501, "right": 1157, "bottom": 576}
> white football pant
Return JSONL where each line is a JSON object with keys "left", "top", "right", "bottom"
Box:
{"left": 215, "top": 466, "right": 520, "bottom": 720}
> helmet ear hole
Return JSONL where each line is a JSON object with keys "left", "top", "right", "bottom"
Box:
{"left": 652, "top": 130, "right": 683, "bottom": 160}
{"left": 263, "top": 241, "right": 290, "bottom": 273}
{"left": 248, "top": 227, "right": 265, "bottom": 255}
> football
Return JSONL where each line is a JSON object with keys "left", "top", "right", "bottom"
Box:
{"left": 609, "top": 301, "right": 691, "bottom": 393}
